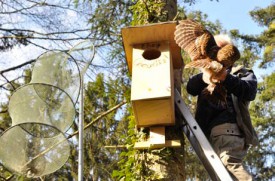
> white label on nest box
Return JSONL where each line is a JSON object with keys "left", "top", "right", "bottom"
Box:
{"left": 131, "top": 42, "right": 172, "bottom": 101}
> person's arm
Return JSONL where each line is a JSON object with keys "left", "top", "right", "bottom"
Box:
{"left": 186, "top": 73, "right": 208, "bottom": 96}
{"left": 222, "top": 69, "right": 257, "bottom": 101}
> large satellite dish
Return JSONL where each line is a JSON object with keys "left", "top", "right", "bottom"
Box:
{"left": 0, "top": 123, "right": 70, "bottom": 178}
{"left": 0, "top": 50, "right": 81, "bottom": 178}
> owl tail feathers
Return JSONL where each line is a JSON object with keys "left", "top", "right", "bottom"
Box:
{"left": 184, "top": 59, "right": 211, "bottom": 69}
{"left": 202, "top": 83, "right": 227, "bottom": 108}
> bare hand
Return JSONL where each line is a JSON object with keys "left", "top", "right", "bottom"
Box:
{"left": 202, "top": 70, "right": 212, "bottom": 84}
{"left": 213, "top": 68, "right": 228, "bottom": 82}
{"left": 202, "top": 68, "right": 228, "bottom": 84}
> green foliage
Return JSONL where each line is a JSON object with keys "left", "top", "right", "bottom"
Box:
{"left": 250, "top": 4, "right": 275, "bottom": 27}
{"left": 113, "top": 3, "right": 228, "bottom": 181}
{"left": 112, "top": 120, "right": 177, "bottom": 180}
{"left": 246, "top": 73, "right": 275, "bottom": 180}
{"left": 236, "top": 44, "right": 259, "bottom": 68}
{"left": 184, "top": 10, "right": 224, "bottom": 35}
{"left": 130, "top": 0, "right": 166, "bottom": 25}
{"left": 231, "top": 4, "right": 275, "bottom": 68}
{"left": 88, "top": 0, "right": 133, "bottom": 44}
{"left": 258, "top": 73, "right": 275, "bottom": 102}
{"left": 0, "top": 32, "right": 29, "bottom": 52}
{"left": 112, "top": 114, "right": 139, "bottom": 180}
{"left": 0, "top": 0, "right": 274, "bottom": 180}
{"left": 182, "top": 136, "right": 209, "bottom": 180}
{"left": 223, "top": 5, "right": 275, "bottom": 178}
{"left": 81, "top": 74, "right": 128, "bottom": 180}
{"left": 241, "top": 13, "right": 275, "bottom": 181}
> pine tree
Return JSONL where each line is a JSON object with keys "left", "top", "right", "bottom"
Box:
{"left": 0, "top": 1, "right": 273, "bottom": 180}
{"left": 246, "top": 73, "right": 275, "bottom": 180}
{"left": 230, "top": 4, "right": 275, "bottom": 181}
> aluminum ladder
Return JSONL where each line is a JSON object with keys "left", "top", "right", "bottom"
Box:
{"left": 174, "top": 90, "right": 233, "bottom": 181}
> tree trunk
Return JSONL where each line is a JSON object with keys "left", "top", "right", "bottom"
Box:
{"left": 135, "top": 1, "right": 186, "bottom": 180}
{"left": 162, "top": 0, "right": 177, "bottom": 21}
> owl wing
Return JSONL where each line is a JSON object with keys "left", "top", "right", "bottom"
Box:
{"left": 174, "top": 20, "right": 206, "bottom": 61}
{"left": 185, "top": 58, "right": 223, "bottom": 73}
{"left": 184, "top": 58, "right": 212, "bottom": 69}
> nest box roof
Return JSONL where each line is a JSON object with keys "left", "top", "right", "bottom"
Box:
{"left": 121, "top": 21, "right": 183, "bottom": 74}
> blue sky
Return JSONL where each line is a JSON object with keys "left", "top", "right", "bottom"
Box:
{"left": 186, "top": 0, "right": 274, "bottom": 78}
{"left": 188, "top": 0, "right": 273, "bottom": 34}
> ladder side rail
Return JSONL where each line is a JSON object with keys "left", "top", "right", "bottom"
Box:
{"left": 175, "top": 90, "right": 233, "bottom": 181}
{"left": 182, "top": 124, "right": 219, "bottom": 180}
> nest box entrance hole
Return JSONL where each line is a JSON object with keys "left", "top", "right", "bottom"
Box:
{"left": 142, "top": 48, "right": 161, "bottom": 60}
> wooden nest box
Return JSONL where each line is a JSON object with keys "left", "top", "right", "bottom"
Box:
{"left": 122, "top": 22, "right": 183, "bottom": 128}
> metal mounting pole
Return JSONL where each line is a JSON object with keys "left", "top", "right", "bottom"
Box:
{"left": 78, "top": 75, "right": 84, "bottom": 181}
{"left": 68, "top": 41, "right": 95, "bottom": 181}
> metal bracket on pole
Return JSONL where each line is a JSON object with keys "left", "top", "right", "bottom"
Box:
{"left": 174, "top": 90, "right": 233, "bottom": 181}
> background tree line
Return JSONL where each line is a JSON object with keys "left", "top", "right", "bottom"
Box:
{"left": 0, "top": 0, "right": 274, "bottom": 180}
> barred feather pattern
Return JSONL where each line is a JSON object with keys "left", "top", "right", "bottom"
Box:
{"left": 174, "top": 19, "right": 218, "bottom": 61}
{"left": 174, "top": 20, "right": 206, "bottom": 61}
{"left": 174, "top": 19, "right": 241, "bottom": 107}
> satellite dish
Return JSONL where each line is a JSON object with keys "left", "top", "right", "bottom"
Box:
{"left": 0, "top": 123, "right": 70, "bottom": 178}
{"left": 0, "top": 51, "right": 80, "bottom": 178}
{"left": 8, "top": 83, "right": 75, "bottom": 132}
{"left": 31, "top": 51, "right": 81, "bottom": 104}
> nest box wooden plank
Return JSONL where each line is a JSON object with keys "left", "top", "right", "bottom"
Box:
{"left": 121, "top": 22, "right": 182, "bottom": 127}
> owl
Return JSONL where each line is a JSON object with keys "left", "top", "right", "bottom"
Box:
{"left": 174, "top": 19, "right": 240, "bottom": 106}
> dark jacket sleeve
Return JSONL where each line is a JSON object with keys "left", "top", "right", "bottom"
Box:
{"left": 186, "top": 73, "right": 208, "bottom": 96}
{"left": 223, "top": 69, "right": 257, "bottom": 101}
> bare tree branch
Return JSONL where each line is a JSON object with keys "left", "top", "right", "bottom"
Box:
{"left": 19, "top": 100, "right": 127, "bottom": 172}
{"left": 5, "top": 174, "right": 14, "bottom": 181}
{"left": 0, "top": 59, "right": 35, "bottom": 74}
{"left": 0, "top": 27, "right": 91, "bottom": 37}
{"left": 68, "top": 100, "right": 127, "bottom": 139}
{"left": 0, "top": 73, "right": 15, "bottom": 90}
{"left": 0, "top": 0, "right": 40, "bottom": 14}
{"left": 0, "top": 109, "right": 8, "bottom": 114}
